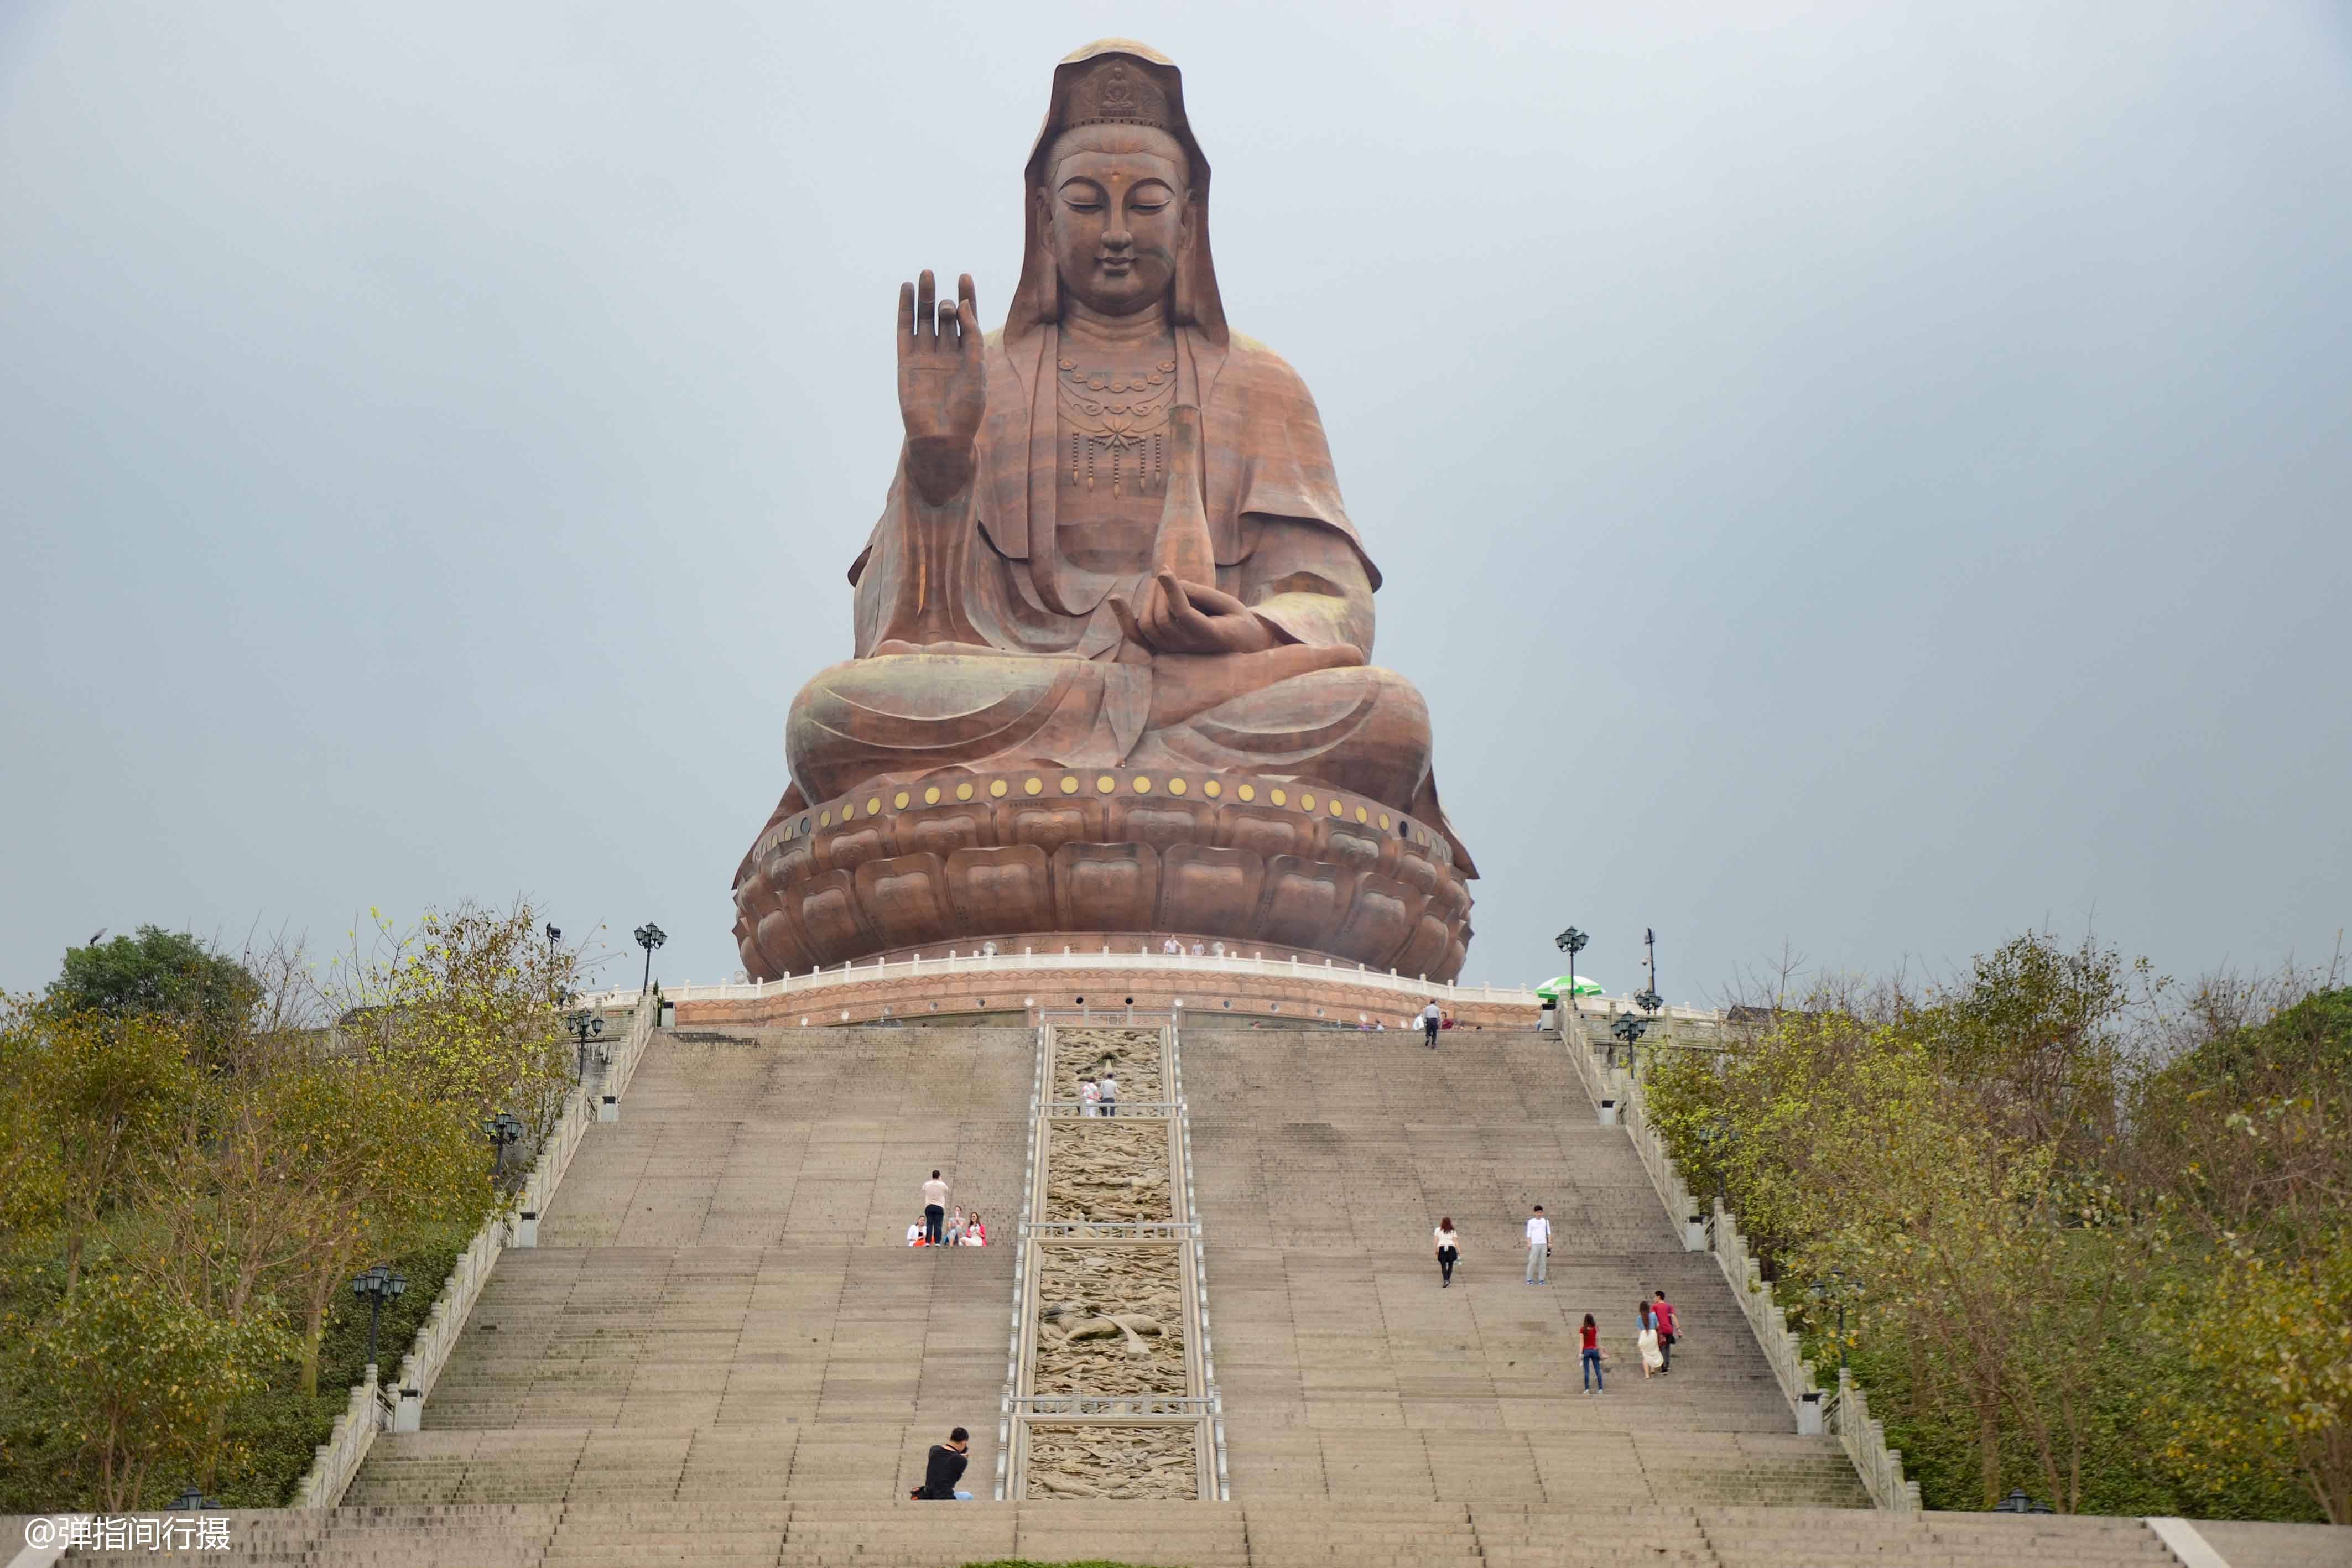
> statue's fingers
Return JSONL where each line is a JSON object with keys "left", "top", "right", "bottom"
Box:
{"left": 1182, "top": 580, "right": 1249, "bottom": 617}
{"left": 1128, "top": 580, "right": 1161, "bottom": 644}
{"left": 956, "top": 274, "right": 980, "bottom": 345}
{"left": 917, "top": 269, "right": 937, "bottom": 341}
{"left": 1157, "top": 572, "right": 1219, "bottom": 642}
{"left": 1143, "top": 575, "right": 1181, "bottom": 642}
{"left": 898, "top": 281, "right": 915, "bottom": 353}
{"left": 1108, "top": 595, "right": 1151, "bottom": 649}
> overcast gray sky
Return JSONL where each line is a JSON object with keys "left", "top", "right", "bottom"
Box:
{"left": 3, "top": 2, "right": 2346, "bottom": 1004}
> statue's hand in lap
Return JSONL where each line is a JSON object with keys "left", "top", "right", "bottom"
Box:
{"left": 1110, "top": 570, "right": 1279, "bottom": 656}
{"left": 897, "top": 270, "right": 985, "bottom": 504}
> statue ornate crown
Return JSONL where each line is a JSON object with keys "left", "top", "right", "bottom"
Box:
{"left": 1065, "top": 57, "right": 1172, "bottom": 131}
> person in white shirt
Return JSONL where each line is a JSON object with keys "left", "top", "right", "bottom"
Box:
{"left": 922, "top": 1170, "right": 949, "bottom": 1246}
{"left": 1098, "top": 1069, "right": 1119, "bottom": 1117}
{"left": 1433, "top": 1217, "right": 1461, "bottom": 1288}
{"left": 1162, "top": 935, "right": 1182, "bottom": 955}
{"left": 964, "top": 1212, "right": 987, "bottom": 1246}
{"left": 907, "top": 1220, "right": 925, "bottom": 1247}
{"left": 1080, "top": 1077, "right": 1101, "bottom": 1117}
{"left": 1422, "top": 1001, "right": 1442, "bottom": 1048}
{"left": 943, "top": 1208, "right": 966, "bottom": 1245}
{"left": 1524, "top": 1204, "right": 1552, "bottom": 1284}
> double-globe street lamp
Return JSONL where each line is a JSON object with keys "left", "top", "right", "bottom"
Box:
{"left": 1554, "top": 927, "right": 1588, "bottom": 1029}
{"left": 634, "top": 923, "right": 667, "bottom": 996}
{"left": 485, "top": 1112, "right": 524, "bottom": 1185}
{"left": 351, "top": 1263, "right": 408, "bottom": 1379}
{"left": 1610, "top": 1008, "right": 1649, "bottom": 1075}
{"left": 567, "top": 1009, "right": 606, "bottom": 1084}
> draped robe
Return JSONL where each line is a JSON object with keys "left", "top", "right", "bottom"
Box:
{"left": 750, "top": 320, "right": 1476, "bottom": 878}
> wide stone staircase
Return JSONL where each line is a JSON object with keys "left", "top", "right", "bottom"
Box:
{"left": 37, "top": 1018, "right": 2349, "bottom": 1564}
{"left": 1176, "top": 1023, "right": 1867, "bottom": 1509}
{"left": 345, "top": 1024, "right": 1029, "bottom": 1506}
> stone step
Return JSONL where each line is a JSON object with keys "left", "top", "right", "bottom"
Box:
{"left": 52, "top": 1502, "right": 2335, "bottom": 1568}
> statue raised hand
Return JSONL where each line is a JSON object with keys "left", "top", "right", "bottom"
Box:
{"left": 897, "top": 270, "right": 985, "bottom": 504}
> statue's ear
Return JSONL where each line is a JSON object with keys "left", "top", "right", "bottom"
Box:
{"left": 1022, "top": 185, "right": 1059, "bottom": 324}
{"left": 1173, "top": 192, "right": 1226, "bottom": 346}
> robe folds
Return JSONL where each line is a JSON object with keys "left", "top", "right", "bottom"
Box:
{"left": 771, "top": 322, "right": 1476, "bottom": 877}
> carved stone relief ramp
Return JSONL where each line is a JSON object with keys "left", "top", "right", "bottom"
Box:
{"left": 999, "top": 1019, "right": 1227, "bottom": 1501}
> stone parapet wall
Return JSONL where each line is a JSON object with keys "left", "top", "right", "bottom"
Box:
{"left": 677, "top": 961, "right": 1540, "bottom": 1033}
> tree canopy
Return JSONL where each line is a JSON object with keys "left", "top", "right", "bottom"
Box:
{"left": 1643, "top": 937, "right": 2350, "bottom": 1522}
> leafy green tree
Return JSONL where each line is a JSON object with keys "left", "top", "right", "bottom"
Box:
{"left": 1640, "top": 940, "right": 2320, "bottom": 1516}
{"left": 2130, "top": 988, "right": 2351, "bottom": 1250}
{"left": 333, "top": 902, "right": 581, "bottom": 1140}
{"left": 1917, "top": 933, "right": 2136, "bottom": 1163}
{"left": 48, "top": 928, "right": 260, "bottom": 1071}
{"left": 3, "top": 999, "right": 195, "bottom": 1290}
{"left": 269, "top": 1063, "right": 486, "bottom": 1397}
{"left": 2164, "top": 1234, "right": 2352, "bottom": 1522}
{"left": 33, "top": 1269, "right": 290, "bottom": 1510}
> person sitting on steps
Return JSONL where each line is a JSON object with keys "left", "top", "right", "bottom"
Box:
{"left": 912, "top": 1426, "right": 972, "bottom": 1500}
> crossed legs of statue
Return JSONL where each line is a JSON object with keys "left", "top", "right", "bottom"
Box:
{"left": 785, "top": 650, "right": 1435, "bottom": 815}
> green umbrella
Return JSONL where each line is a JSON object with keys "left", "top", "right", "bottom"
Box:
{"left": 1536, "top": 975, "right": 1603, "bottom": 1001}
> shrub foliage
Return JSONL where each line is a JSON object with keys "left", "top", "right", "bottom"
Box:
{"left": 0, "top": 902, "right": 591, "bottom": 1511}
{"left": 1644, "top": 935, "right": 2349, "bottom": 1520}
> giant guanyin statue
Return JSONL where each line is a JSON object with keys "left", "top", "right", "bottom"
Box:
{"left": 732, "top": 41, "right": 1476, "bottom": 981}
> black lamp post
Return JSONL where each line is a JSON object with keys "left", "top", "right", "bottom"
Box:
{"left": 1554, "top": 927, "right": 1588, "bottom": 1025}
{"left": 351, "top": 1264, "right": 408, "bottom": 1376}
{"left": 1645, "top": 926, "right": 1659, "bottom": 1001}
{"left": 634, "top": 923, "right": 667, "bottom": 994}
{"left": 566, "top": 1009, "right": 606, "bottom": 1083}
{"left": 1610, "top": 1008, "right": 1648, "bottom": 1074}
{"left": 166, "top": 1487, "right": 220, "bottom": 1512}
{"left": 485, "top": 1111, "right": 524, "bottom": 1183}
{"left": 1993, "top": 1488, "right": 2053, "bottom": 1514}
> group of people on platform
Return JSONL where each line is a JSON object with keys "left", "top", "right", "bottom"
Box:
{"left": 1433, "top": 1208, "right": 1682, "bottom": 1390}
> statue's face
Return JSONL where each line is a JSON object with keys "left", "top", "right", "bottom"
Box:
{"left": 1043, "top": 126, "right": 1191, "bottom": 317}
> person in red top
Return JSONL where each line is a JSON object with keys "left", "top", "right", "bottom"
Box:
{"left": 1579, "top": 1312, "right": 1604, "bottom": 1394}
{"left": 1652, "top": 1290, "right": 1677, "bottom": 1373}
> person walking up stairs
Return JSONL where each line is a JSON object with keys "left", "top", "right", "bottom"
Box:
{"left": 1524, "top": 1203, "right": 1552, "bottom": 1284}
